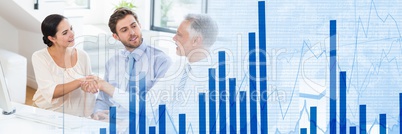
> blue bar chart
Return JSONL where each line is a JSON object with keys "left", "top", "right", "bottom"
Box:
{"left": 329, "top": 19, "right": 337, "bottom": 134}
{"left": 149, "top": 126, "right": 155, "bottom": 134}
{"left": 380, "top": 114, "right": 386, "bottom": 134}
{"left": 248, "top": 31, "right": 257, "bottom": 134}
{"left": 109, "top": 106, "right": 116, "bottom": 134}
{"left": 199, "top": 93, "right": 206, "bottom": 134}
{"left": 240, "top": 91, "right": 247, "bottom": 134}
{"left": 159, "top": 105, "right": 165, "bottom": 134}
{"left": 179, "top": 114, "right": 186, "bottom": 134}
{"left": 258, "top": 1, "right": 268, "bottom": 134}
{"left": 310, "top": 107, "right": 317, "bottom": 134}
{"left": 98, "top": 1, "right": 402, "bottom": 134}
{"left": 218, "top": 51, "right": 226, "bottom": 134}
{"left": 300, "top": 128, "right": 307, "bottom": 134}
{"left": 100, "top": 128, "right": 106, "bottom": 134}
{"left": 360, "top": 105, "right": 366, "bottom": 134}
{"left": 139, "top": 72, "right": 146, "bottom": 134}
{"left": 350, "top": 127, "right": 356, "bottom": 134}
{"left": 209, "top": 68, "right": 216, "bottom": 134}
{"left": 340, "top": 71, "right": 346, "bottom": 134}
{"left": 229, "top": 78, "right": 236, "bottom": 134}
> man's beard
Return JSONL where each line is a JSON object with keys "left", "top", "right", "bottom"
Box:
{"left": 123, "top": 38, "right": 143, "bottom": 49}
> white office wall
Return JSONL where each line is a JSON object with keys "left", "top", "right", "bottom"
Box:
{"left": 82, "top": 0, "right": 151, "bottom": 30}
{"left": 0, "top": 16, "right": 40, "bottom": 88}
{"left": 13, "top": 0, "right": 64, "bottom": 23}
{"left": 81, "top": 0, "right": 110, "bottom": 25}
{"left": 0, "top": 16, "right": 18, "bottom": 53}
{"left": 135, "top": 0, "right": 151, "bottom": 30}
{"left": 18, "top": 30, "right": 43, "bottom": 89}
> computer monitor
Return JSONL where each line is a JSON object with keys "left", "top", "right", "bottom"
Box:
{"left": 0, "top": 62, "right": 15, "bottom": 115}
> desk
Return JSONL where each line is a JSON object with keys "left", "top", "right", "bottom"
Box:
{"left": 0, "top": 102, "right": 108, "bottom": 134}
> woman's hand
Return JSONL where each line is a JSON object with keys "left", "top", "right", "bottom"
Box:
{"left": 80, "top": 75, "right": 116, "bottom": 97}
{"left": 80, "top": 75, "right": 101, "bottom": 94}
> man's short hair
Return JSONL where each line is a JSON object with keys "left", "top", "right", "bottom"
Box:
{"left": 185, "top": 14, "right": 218, "bottom": 48}
{"left": 108, "top": 7, "right": 139, "bottom": 34}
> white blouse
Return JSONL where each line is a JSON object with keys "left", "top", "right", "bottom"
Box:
{"left": 31, "top": 47, "right": 95, "bottom": 117}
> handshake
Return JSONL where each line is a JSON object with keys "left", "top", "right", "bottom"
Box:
{"left": 78, "top": 75, "right": 116, "bottom": 97}
{"left": 79, "top": 75, "right": 104, "bottom": 94}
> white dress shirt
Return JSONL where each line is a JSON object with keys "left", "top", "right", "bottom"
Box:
{"left": 94, "top": 42, "right": 172, "bottom": 116}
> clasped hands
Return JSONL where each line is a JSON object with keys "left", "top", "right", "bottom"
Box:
{"left": 80, "top": 75, "right": 102, "bottom": 94}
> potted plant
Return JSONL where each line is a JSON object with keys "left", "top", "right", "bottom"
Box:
{"left": 114, "top": 0, "right": 136, "bottom": 10}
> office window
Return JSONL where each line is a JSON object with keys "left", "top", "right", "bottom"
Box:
{"left": 65, "top": 0, "right": 90, "bottom": 9}
{"left": 151, "top": 0, "right": 207, "bottom": 33}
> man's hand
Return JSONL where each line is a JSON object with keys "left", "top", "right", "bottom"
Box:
{"left": 91, "top": 110, "right": 110, "bottom": 122}
{"left": 80, "top": 75, "right": 101, "bottom": 94}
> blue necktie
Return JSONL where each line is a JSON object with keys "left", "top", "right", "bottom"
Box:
{"left": 128, "top": 54, "right": 136, "bottom": 91}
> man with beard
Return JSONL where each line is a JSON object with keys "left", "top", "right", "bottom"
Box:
{"left": 90, "top": 7, "right": 171, "bottom": 124}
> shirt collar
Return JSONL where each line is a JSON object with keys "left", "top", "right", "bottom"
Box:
{"left": 120, "top": 40, "right": 148, "bottom": 61}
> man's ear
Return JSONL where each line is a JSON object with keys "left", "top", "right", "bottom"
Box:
{"left": 193, "top": 36, "right": 203, "bottom": 45}
{"left": 112, "top": 33, "right": 120, "bottom": 41}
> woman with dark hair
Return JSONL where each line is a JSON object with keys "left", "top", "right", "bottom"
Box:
{"left": 31, "top": 14, "right": 97, "bottom": 117}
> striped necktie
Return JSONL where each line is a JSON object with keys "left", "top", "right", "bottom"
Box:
{"left": 177, "top": 64, "right": 191, "bottom": 91}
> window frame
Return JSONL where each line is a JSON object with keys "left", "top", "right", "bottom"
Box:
{"left": 150, "top": 0, "right": 208, "bottom": 33}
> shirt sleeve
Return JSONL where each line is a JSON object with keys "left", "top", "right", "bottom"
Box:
{"left": 145, "top": 53, "right": 171, "bottom": 91}
{"left": 154, "top": 54, "right": 172, "bottom": 79}
{"left": 31, "top": 51, "right": 60, "bottom": 108}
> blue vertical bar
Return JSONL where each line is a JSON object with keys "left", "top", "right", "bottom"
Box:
{"left": 129, "top": 54, "right": 136, "bottom": 134}
{"left": 129, "top": 75, "right": 136, "bottom": 134}
{"left": 218, "top": 51, "right": 226, "bottom": 134}
{"left": 139, "top": 72, "right": 146, "bottom": 134}
{"left": 179, "top": 114, "right": 186, "bottom": 134}
{"left": 149, "top": 126, "right": 156, "bottom": 134}
{"left": 300, "top": 128, "right": 307, "bottom": 134}
{"left": 329, "top": 20, "right": 337, "bottom": 134}
{"left": 240, "top": 91, "right": 247, "bottom": 134}
{"left": 360, "top": 105, "right": 366, "bottom": 134}
{"left": 110, "top": 106, "right": 116, "bottom": 134}
{"left": 248, "top": 32, "right": 257, "bottom": 134}
{"left": 400, "top": 93, "right": 402, "bottom": 134}
{"left": 159, "top": 105, "right": 166, "bottom": 134}
{"left": 258, "top": 1, "right": 267, "bottom": 134}
{"left": 340, "top": 71, "right": 347, "bottom": 134}
{"left": 350, "top": 126, "right": 356, "bottom": 134}
{"left": 380, "top": 114, "right": 386, "bottom": 134}
{"left": 310, "top": 107, "right": 317, "bottom": 134}
{"left": 199, "top": 93, "right": 206, "bottom": 134}
{"left": 209, "top": 68, "right": 216, "bottom": 134}
{"left": 100, "top": 128, "right": 106, "bottom": 134}
{"left": 229, "top": 78, "right": 236, "bottom": 134}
